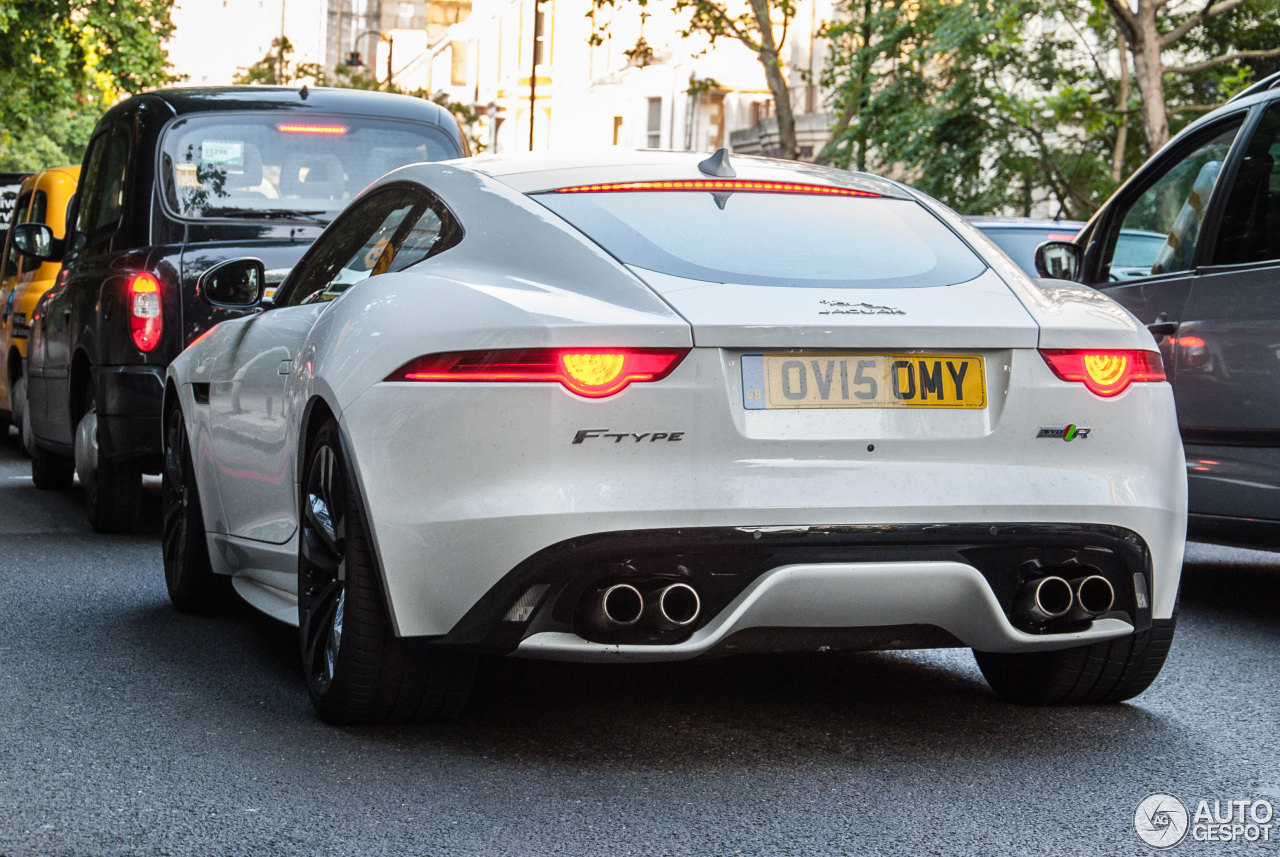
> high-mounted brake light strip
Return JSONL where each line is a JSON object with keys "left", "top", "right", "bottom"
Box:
{"left": 551, "top": 180, "right": 881, "bottom": 197}
{"left": 1039, "top": 349, "right": 1165, "bottom": 397}
{"left": 387, "top": 348, "right": 689, "bottom": 398}
{"left": 277, "top": 124, "right": 347, "bottom": 135}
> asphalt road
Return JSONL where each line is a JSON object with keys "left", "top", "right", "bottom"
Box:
{"left": 1, "top": 436, "right": 1278, "bottom": 856}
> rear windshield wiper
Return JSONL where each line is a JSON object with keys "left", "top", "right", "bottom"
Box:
{"left": 207, "top": 207, "right": 332, "bottom": 225}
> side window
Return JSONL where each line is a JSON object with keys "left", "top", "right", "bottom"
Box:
{"left": 1212, "top": 103, "right": 1280, "bottom": 266}
{"left": 15, "top": 191, "right": 48, "bottom": 276}
{"left": 3, "top": 191, "right": 32, "bottom": 278}
{"left": 1102, "top": 120, "right": 1242, "bottom": 281}
{"left": 71, "top": 126, "right": 129, "bottom": 255}
{"left": 285, "top": 187, "right": 460, "bottom": 306}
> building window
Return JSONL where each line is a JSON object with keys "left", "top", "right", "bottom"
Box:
{"left": 612, "top": 116, "right": 623, "bottom": 145}
{"left": 646, "top": 98, "right": 662, "bottom": 148}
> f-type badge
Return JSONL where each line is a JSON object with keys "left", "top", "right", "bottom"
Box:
{"left": 819, "top": 300, "right": 905, "bottom": 315}
{"left": 1037, "top": 424, "right": 1091, "bottom": 441}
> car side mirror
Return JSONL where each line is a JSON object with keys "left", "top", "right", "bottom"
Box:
{"left": 11, "top": 222, "right": 61, "bottom": 263}
{"left": 198, "top": 258, "right": 266, "bottom": 308}
{"left": 1034, "top": 240, "right": 1083, "bottom": 281}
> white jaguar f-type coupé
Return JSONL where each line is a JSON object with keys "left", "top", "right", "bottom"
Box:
{"left": 162, "top": 150, "right": 1186, "bottom": 723}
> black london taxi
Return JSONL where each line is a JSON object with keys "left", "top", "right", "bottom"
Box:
{"left": 10, "top": 86, "right": 467, "bottom": 532}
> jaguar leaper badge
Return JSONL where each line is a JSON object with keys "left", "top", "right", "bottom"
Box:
{"left": 1037, "top": 424, "right": 1091, "bottom": 441}
{"left": 818, "top": 300, "right": 904, "bottom": 315}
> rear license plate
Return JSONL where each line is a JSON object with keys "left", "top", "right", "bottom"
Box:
{"left": 742, "top": 354, "right": 986, "bottom": 410}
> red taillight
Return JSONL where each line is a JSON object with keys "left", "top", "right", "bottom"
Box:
{"left": 387, "top": 348, "right": 689, "bottom": 398}
{"left": 129, "top": 272, "right": 162, "bottom": 352}
{"left": 1039, "top": 349, "right": 1165, "bottom": 397}
{"left": 551, "top": 180, "right": 881, "bottom": 198}
{"left": 277, "top": 124, "right": 347, "bottom": 135}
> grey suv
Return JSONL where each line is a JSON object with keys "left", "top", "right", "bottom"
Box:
{"left": 1041, "top": 72, "right": 1280, "bottom": 549}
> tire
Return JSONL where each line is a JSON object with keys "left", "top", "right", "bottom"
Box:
{"left": 974, "top": 606, "right": 1177, "bottom": 705}
{"left": 298, "top": 419, "right": 475, "bottom": 725}
{"left": 75, "top": 389, "right": 142, "bottom": 534}
{"left": 162, "top": 400, "right": 233, "bottom": 613}
{"left": 13, "top": 376, "right": 31, "bottom": 457}
{"left": 30, "top": 440, "right": 75, "bottom": 490}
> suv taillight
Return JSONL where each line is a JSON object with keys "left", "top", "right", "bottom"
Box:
{"left": 129, "top": 272, "right": 162, "bottom": 352}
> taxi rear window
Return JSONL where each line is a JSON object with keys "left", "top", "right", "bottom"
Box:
{"left": 536, "top": 189, "right": 986, "bottom": 288}
{"left": 159, "top": 112, "right": 457, "bottom": 220}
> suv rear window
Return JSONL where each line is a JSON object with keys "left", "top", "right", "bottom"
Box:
{"left": 536, "top": 190, "right": 986, "bottom": 288}
{"left": 159, "top": 112, "right": 456, "bottom": 220}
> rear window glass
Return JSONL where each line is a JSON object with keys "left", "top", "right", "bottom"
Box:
{"left": 159, "top": 111, "right": 457, "bottom": 221}
{"left": 535, "top": 191, "right": 986, "bottom": 288}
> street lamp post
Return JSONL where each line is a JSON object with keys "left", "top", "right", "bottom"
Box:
{"left": 528, "top": 0, "right": 542, "bottom": 151}
{"left": 351, "top": 28, "right": 391, "bottom": 87}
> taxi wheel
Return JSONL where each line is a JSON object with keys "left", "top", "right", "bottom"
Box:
{"left": 974, "top": 605, "right": 1177, "bottom": 705}
{"left": 298, "top": 419, "right": 475, "bottom": 725}
{"left": 31, "top": 441, "right": 74, "bottom": 490}
{"left": 75, "top": 389, "right": 141, "bottom": 534}
{"left": 13, "top": 376, "right": 31, "bottom": 457}
{"left": 162, "top": 401, "right": 232, "bottom": 613}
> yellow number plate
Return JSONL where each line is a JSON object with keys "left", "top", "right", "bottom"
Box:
{"left": 742, "top": 354, "right": 986, "bottom": 410}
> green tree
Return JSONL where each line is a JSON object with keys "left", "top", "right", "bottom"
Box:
{"left": 818, "top": 0, "right": 1280, "bottom": 216}
{"left": 0, "top": 0, "right": 177, "bottom": 170}
{"left": 1101, "top": 0, "right": 1280, "bottom": 155}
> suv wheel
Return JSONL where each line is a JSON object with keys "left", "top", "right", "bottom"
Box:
{"left": 75, "top": 390, "right": 142, "bottom": 533}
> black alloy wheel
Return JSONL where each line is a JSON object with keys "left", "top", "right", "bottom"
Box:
{"left": 161, "top": 400, "right": 232, "bottom": 613}
{"left": 299, "top": 419, "right": 475, "bottom": 724}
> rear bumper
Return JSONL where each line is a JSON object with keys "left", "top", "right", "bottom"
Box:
{"left": 430, "top": 522, "right": 1154, "bottom": 660}
{"left": 95, "top": 365, "right": 165, "bottom": 462}
{"left": 517, "top": 561, "right": 1135, "bottom": 662}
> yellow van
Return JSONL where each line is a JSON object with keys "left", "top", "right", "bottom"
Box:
{"left": 0, "top": 165, "right": 79, "bottom": 451}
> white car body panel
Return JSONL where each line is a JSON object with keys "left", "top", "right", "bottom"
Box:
{"left": 166, "top": 152, "right": 1187, "bottom": 661}
{"left": 635, "top": 267, "right": 1039, "bottom": 349}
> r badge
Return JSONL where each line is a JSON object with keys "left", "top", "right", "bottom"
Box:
{"left": 1037, "top": 424, "right": 1090, "bottom": 441}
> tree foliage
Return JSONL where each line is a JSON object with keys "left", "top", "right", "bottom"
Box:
{"left": 818, "top": 0, "right": 1280, "bottom": 217}
{"left": 0, "top": 0, "right": 177, "bottom": 170}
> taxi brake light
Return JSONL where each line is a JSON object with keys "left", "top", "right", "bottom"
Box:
{"left": 129, "top": 272, "right": 162, "bottom": 352}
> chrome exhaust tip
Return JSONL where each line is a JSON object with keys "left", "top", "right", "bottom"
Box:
{"left": 645, "top": 582, "right": 701, "bottom": 631}
{"left": 584, "top": 583, "right": 644, "bottom": 632}
{"left": 1068, "top": 575, "right": 1115, "bottom": 620}
{"left": 1014, "top": 575, "right": 1073, "bottom": 625}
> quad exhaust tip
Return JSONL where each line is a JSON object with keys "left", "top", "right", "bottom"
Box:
{"left": 585, "top": 583, "right": 644, "bottom": 632}
{"left": 1014, "top": 573, "right": 1116, "bottom": 629}
{"left": 1014, "top": 575, "right": 1073, "bottom": 625}
{"left": 645, "top": 582, "right": 701, "bottom": 631}
{"left": 582, "top": 580, "right": 702, "bottom": 637}
{"left": 1068, "top": 574, "right": 1115, "bottom": 620}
